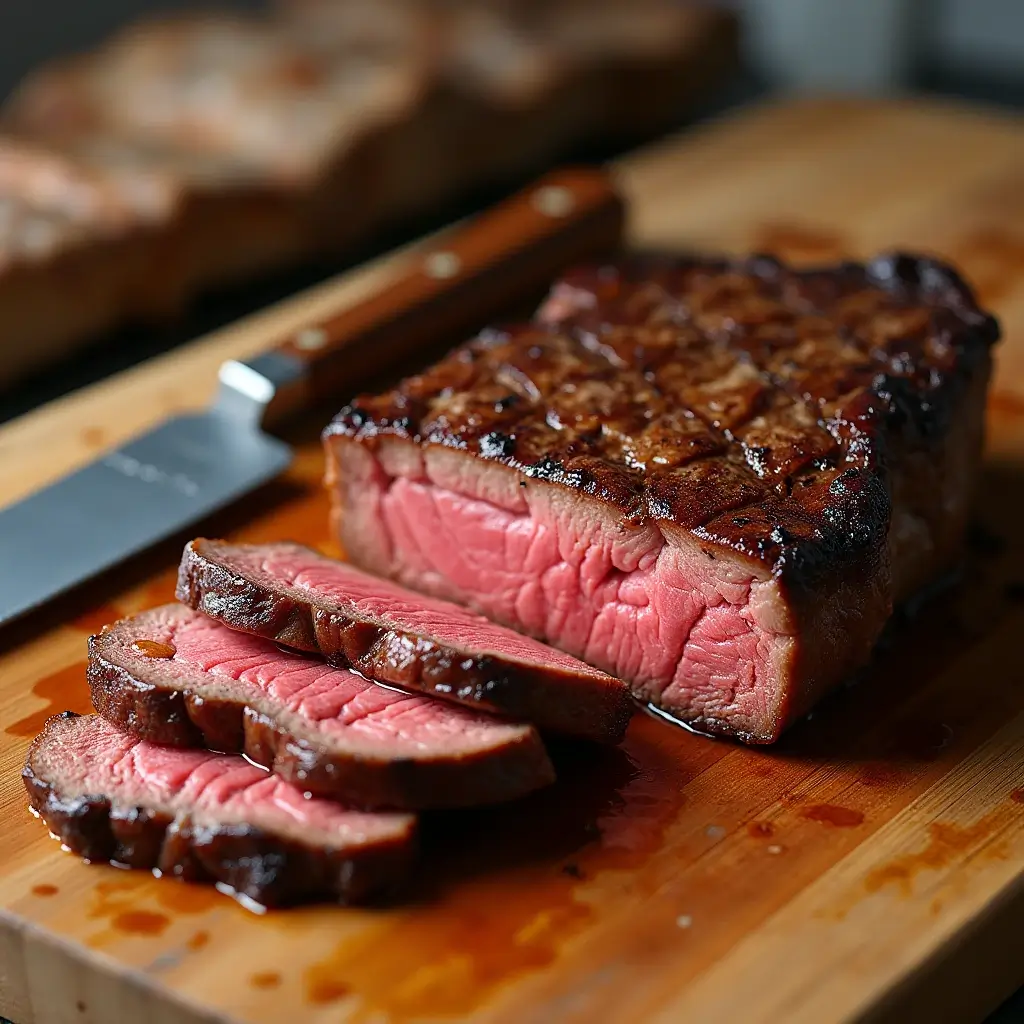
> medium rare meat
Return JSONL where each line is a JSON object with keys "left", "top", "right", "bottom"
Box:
{"left": 89, "top": 605, "right": 554, "bottom": 809}
{"left": 176, "top": 538, "right": 633, "bottom": 743}
{"left": 24, "top": 712, "right": 415, "bottom": 907}
{"left": 324, "top": 253, "right": 999, "bottom": 743}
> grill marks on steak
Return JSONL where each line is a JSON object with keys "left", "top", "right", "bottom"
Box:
{"left": 332, "top": 253, "right": 995, "bottom": 579}
{"left": 24, "top": 712, "right": 415, "bottom": 907}
{"left": 88, "top": 605, "right": 554, "bottom": 809}
{"left": 534, "top": 254, "right": 997, "bottom": 581}
{"left": 324, "top": 253, "right": 997, "bottom": 741}
{"left": 176, "top": 538, "right": 633, "bottom": 743}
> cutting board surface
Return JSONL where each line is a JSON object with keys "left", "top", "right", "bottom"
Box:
{"left": 3, "top": 97, "right": 1024, "bottom": 1024}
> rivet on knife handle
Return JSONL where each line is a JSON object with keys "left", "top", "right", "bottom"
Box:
{"left": 244, "top": 167, "right": 625, "bottom": 426}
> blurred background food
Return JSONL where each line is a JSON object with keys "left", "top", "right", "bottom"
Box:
{"left": 0, "top": 0, "right": 1021, "bottom": 415}
{"left": 0, "top": 0, "right": 738, "bottom": 395}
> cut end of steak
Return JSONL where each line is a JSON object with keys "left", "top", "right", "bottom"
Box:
{"left": 324, "top": 252, "right": 998, "bottom": 743}
{"left": 89, "top": 605, "right": 555, "bottom": 809}
{"left": 176, "top": 539, "right": 633, "bottom": 744}
{"left": 24, "top": 712, "right": 416, "bottom": 907}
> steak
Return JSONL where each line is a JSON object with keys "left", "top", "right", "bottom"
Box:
{"left": 24, "top": 712, "right": 415, "bottom": 907}
{"left": 324, "top": 253, "right": 998, "bottom": 743}
{"left": 89, "top": 605, "right": 554, "bottom": 809}
{"left": 176, "top": 538, "right": 633, "bottom": 743}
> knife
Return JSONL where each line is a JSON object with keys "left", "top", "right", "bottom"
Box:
{"left": 0, "top": 168, "right": 624, "bottom": 627}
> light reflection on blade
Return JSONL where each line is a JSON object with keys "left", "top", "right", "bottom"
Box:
{"left": 0, "top": 413, "right": 292, "bottom": 626}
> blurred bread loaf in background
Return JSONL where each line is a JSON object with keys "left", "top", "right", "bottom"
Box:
{"left": 0, "top": 0, "right": 737, "bottom": 390}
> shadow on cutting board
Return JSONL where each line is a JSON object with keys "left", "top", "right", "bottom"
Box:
{"left": 4, "top": 426, "right": 1024, "bottom": 1021}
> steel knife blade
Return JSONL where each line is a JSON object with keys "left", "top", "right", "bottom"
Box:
{"left": 0, "top": 168, "right": 624, "bottom": 627}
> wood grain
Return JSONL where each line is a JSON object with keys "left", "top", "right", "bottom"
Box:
{"left": 2, "top": 96, "right": 1024, "bottom": 1024}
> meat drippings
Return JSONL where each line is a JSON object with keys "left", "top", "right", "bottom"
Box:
{"left": 6, "top": 662, "right": 90, "bottom": 737}
{"left": 131, "top": 639, "right": 176, "bottom": 659}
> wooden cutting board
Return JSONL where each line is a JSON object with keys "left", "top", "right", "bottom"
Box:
{"left": 3, "top": 96, "right": 1024, "bottom": 1024}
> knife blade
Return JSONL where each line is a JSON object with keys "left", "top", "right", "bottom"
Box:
{"left": 0, "top": 168, "right": 624, "bottom": 626}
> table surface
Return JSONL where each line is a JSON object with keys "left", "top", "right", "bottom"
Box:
{"left": 2, "top": 86, "right": 1024, "bottom": 1024}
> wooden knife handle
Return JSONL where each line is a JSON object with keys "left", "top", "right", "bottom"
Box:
{"left": 264, "top": 167, "right": 624, "bottom": 413}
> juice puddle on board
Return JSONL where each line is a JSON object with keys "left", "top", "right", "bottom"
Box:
{"left": 109, "top": 910, "right": 170, "bottom": 939}
{"left": 90, "top": 876, "right": 221, "bottom": 919}
{"left": 800, "top": 805, "right": 865, "bottom": 828}
{"left": 303, "top": 713, "right": 704, "bottom": 1020}
{"left": 251, "top": 971, "right": 282, "bottom": 990}
{"left": 72, "top": 603, "right": 123, "bottom": 636}
{"left": 6, "top": 662, "right": 91, "bottom": 738}
{"left": 865, "top": 809, "right": 1013, "bottom": 897}
{"left": 85, "top": 875, "right": 223, "bottom": 948}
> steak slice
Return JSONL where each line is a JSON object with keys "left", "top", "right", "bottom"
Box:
{"left": 89, "top": 605, "right": 554, "bottom": 809}
{"left": 24, "top": 712, "right": 415, "bottom": 908}
{"left": 324, "top": 252, "right": 999, "bottom": 743}
{"left": 176, "top": 538, "right": 632, "bottom": 743}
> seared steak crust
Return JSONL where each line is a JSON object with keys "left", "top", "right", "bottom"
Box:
{"left": 88, "top": 606, "right": 555, "bottom": 810}
{"left": 24, "top": 713, "right": 415, "bottom": 907}
{"left": 176, "top": 539, "right": 633, "bottom": 743}
{"left": 328, "top": 253, "right": 997, "bottom": 592}
{"left": 324, "top": 253, "right": 997, "bottom": 742}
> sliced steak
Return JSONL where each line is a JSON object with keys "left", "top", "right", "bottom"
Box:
{"left": 24, "top": 712, "right": 415, "bottom": 907}
{"left": 89, "top": 605, "right": 554, "bottom": 809}
{"left": 324, "top": 252, "right": 999, "bottom": 743}
{"left": 176, "top": 538, "right": 633, "bottom": 743}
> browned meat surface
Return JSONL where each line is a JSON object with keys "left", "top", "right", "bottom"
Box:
{"left": 89, "top": 605, "right": 555, "bottom": 809}
{"left": 24, "top": 712, "right": 416, "bottom": 907}
{"left": 324, "top": 253, "right": 998, "bottom": 742}
{"left": 176, "top": 538, "right": 634, "bottom": 744}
